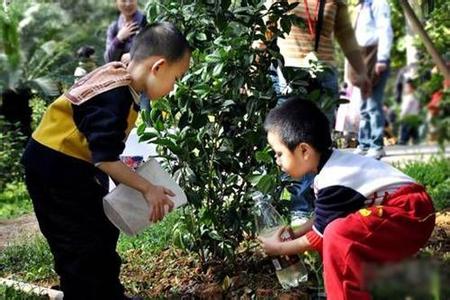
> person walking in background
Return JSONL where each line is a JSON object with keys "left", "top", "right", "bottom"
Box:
{"left": 74, "top": 46, "right": 97, "bottom": 82}
{"left": 263, "top": 0, "right": 371, "bottom": 105}
{"left": 398, "top": 78, "right": 420, "bottom": 145}
{"left": 350, "top": 0, "right": 393, "bottom": 159}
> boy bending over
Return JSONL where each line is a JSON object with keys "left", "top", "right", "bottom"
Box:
{"left": 22, "top": 22, "right": 191, "bottom": 300}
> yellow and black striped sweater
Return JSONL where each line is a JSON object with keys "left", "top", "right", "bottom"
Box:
{"left": 22, "top": 86, "right": 139, "bottom": 181}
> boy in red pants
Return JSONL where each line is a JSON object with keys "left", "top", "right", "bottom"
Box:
{"left": 259, "top": 98, "right": 435, "bottom": 300}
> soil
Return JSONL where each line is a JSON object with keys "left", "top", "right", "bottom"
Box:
{"left": 0, "top": 213, "right": 40, "bottom": 250}
{"left": 1, "top": 210, "right": 449, "bottom": 299}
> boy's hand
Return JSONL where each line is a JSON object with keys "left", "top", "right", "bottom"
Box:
{"left": 143, "top": 184, "right": 175, "bottom": 223}
{"left": 257, "top": 226, "right": 286, "bottom": 256}
{"left": 117, "top": 22, "right": 139, "bottom": 42}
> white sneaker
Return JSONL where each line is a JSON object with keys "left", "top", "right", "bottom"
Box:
{"left": 353, "top": 147, "right": 368, "bottom": 155}
{"left": 366, "top": 148, "right": 386, "bottom": 160}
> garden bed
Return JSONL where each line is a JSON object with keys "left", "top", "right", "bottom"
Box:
{"left": 1, "top": 210, "right": 449, "bottom": 299}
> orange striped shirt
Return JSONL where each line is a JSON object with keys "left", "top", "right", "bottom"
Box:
{"left": 268, "top": 0, "right": 359, "bottom": 67}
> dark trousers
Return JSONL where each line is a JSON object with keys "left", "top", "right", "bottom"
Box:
{"left": 24, "top": 168, "right": 124, "bottom": 300}
{"left": 398, "top": 124, "right": 419, "bottom": 145}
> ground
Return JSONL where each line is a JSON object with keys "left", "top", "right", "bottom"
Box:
{"left": 0, "top": 214, "right": 39, "bottom": 250}
{"left": 1, "top": 145, "right": 449, "bottom": 297}
{"left": 1, "top": 209, "right": 449, "bottom": 298}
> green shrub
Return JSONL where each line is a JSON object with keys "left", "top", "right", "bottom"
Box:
{"left": 141, "top": 0, "right": 348, "bottom": 264}
{"left": 401, "top": 157, "right": 450, "bottom": 211}
{"left": 0, "top": 117, "right": 26, "bottom": 189}
{"left": 30, "top": 97, "right": 47, "bottom": 131}
{"left": 140, "top": 0, "right": 306, "bottom": 264}
{"left": 429, "top": 178, "right": 450, "bottom": 211}
{"left": 0, "top": 181, "right": 32, "bottom": 219}
{"left": 0, "top": 285, "right": 48, "bottom": 300}
{"left": 401, "top": 157, "right": 450, "bottom": 189}
{"left": 0, "top": 236, "right": 55, "bottom": 282}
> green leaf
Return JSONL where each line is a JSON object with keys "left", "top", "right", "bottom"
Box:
{"left": 256, "top": 175, "right": 275, "bottom": 194}
{"left": 280, "top": 17, "right": 291, "bottom": 34}
{"left": 196, "top": 32, "right": 207, "bottom": 41}
{"left": 153, "top": 137, "right": 183, "bottom": 156}
{"left": 255, "top": 149, "right": 272, "bottom": 163}
{"left": 138, "top": 131, "right": 159, "bottom": 142}
{"left": 213, "top": 63, "right": 224, "bottom": 77}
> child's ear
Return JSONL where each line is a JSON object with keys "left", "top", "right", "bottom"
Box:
{"left": 150, "top": 58, "right": 166, "bottom": 74}
{"left": 298, "top": 143, "right": 313, "bottom": 160}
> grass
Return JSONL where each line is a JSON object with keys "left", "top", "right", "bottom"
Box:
{"left": 0, "top": 208, "right": 183, "bottom": 285}
{"left": 0, "top": 158, "right": 448, "bottom": 298}
{"left": 400, "top": 156, "right": 450, "bottom": 189}
{"left": 0, "top": 236, "right": 55, "bottom": 283}
{"left": 117, "top": 208, "right": 182, "bottom": 255}
{"left": 0, "top": 285, "right": 47, "bottom": 300}
{"left": 0, "top": 181, "right": 32, "bottom": 220}
{"left": 400, "top": 156, "right": 450, "bottom": 210}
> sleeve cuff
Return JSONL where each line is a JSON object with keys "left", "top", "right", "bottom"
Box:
{"left": 376, "top": 59, "right": 389, "bottom": 64}
{"left": 305, "top": 230, "right": 323, "bottom": 251}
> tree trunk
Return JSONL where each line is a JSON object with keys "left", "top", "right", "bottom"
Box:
{"left": 399, "top": 0, "right": 450, "bottom": 81}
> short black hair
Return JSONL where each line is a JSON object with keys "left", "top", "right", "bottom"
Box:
{"left": 405, "top": 77, "right": 415, "bottom": 87}
{"left": 77, "top": 46, "right": 95, "bottom": 59}
{"left": 130, "top": 22, "right": 191, "bottom": 63}
{"left": 264, "top": 97, "right": 332, "bottom": 153}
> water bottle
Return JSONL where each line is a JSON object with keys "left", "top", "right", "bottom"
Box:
{"left": 253, "top": 192, "right": 308, "bottom": 289}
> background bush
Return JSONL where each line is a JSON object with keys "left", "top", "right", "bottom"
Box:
{"left": 0, "top": 117, "right": 26, "bottom": 190}
{"left": 401, "top": 157, "right": 450, "bottom": 210}
{"left": 0, "top": 181, "right": 31, "bottom": 219}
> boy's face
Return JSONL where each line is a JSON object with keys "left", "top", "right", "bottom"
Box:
{"left": 143, "top": 51, "right": 191, "bottom": 100}
{"left": 267, "top": 130, "right": 318, "bottom": 180}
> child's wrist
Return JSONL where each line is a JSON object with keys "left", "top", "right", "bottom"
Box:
{"left": 140, "top": 181, "right": 154, "bottom": 196}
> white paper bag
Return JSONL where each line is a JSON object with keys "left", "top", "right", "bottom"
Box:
{"left": 103, "top": 158, "right": 187, "bottom": 236}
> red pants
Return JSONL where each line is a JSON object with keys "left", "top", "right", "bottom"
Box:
{"left": 308, "top": 184, "right": 435, "bottom": 300}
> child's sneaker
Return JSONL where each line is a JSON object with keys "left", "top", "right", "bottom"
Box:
{"left": 366, "top": 148, "right": 386, "bottom": 160}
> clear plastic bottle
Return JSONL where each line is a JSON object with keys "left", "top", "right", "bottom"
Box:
{"left": 253, "top": 192, "right": 308, "bottom": 289}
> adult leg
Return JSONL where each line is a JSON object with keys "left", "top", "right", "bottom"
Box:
{"left": 287, "top": 173, "right": 316, "bottom": 221}
{"left": 398, "top": 124, "right": 409, "bottom": 145}
{"left": 25, "top": 169, "right": 124, "bottom": 300}
{"left": 357, "top": 98, "right": 371, "bottom": 151}
{"left": 269, "top": 62, "right": 289, "bottom": 106}
{"left": 367, "top": 69, "right": 390, "bottom": 151}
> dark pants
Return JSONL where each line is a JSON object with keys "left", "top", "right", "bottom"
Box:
{"left": 398, "top": 123, "right": 419, "bottom": 145}
{"left": 24, "top": 168, "right": 124, "bottom": 300}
